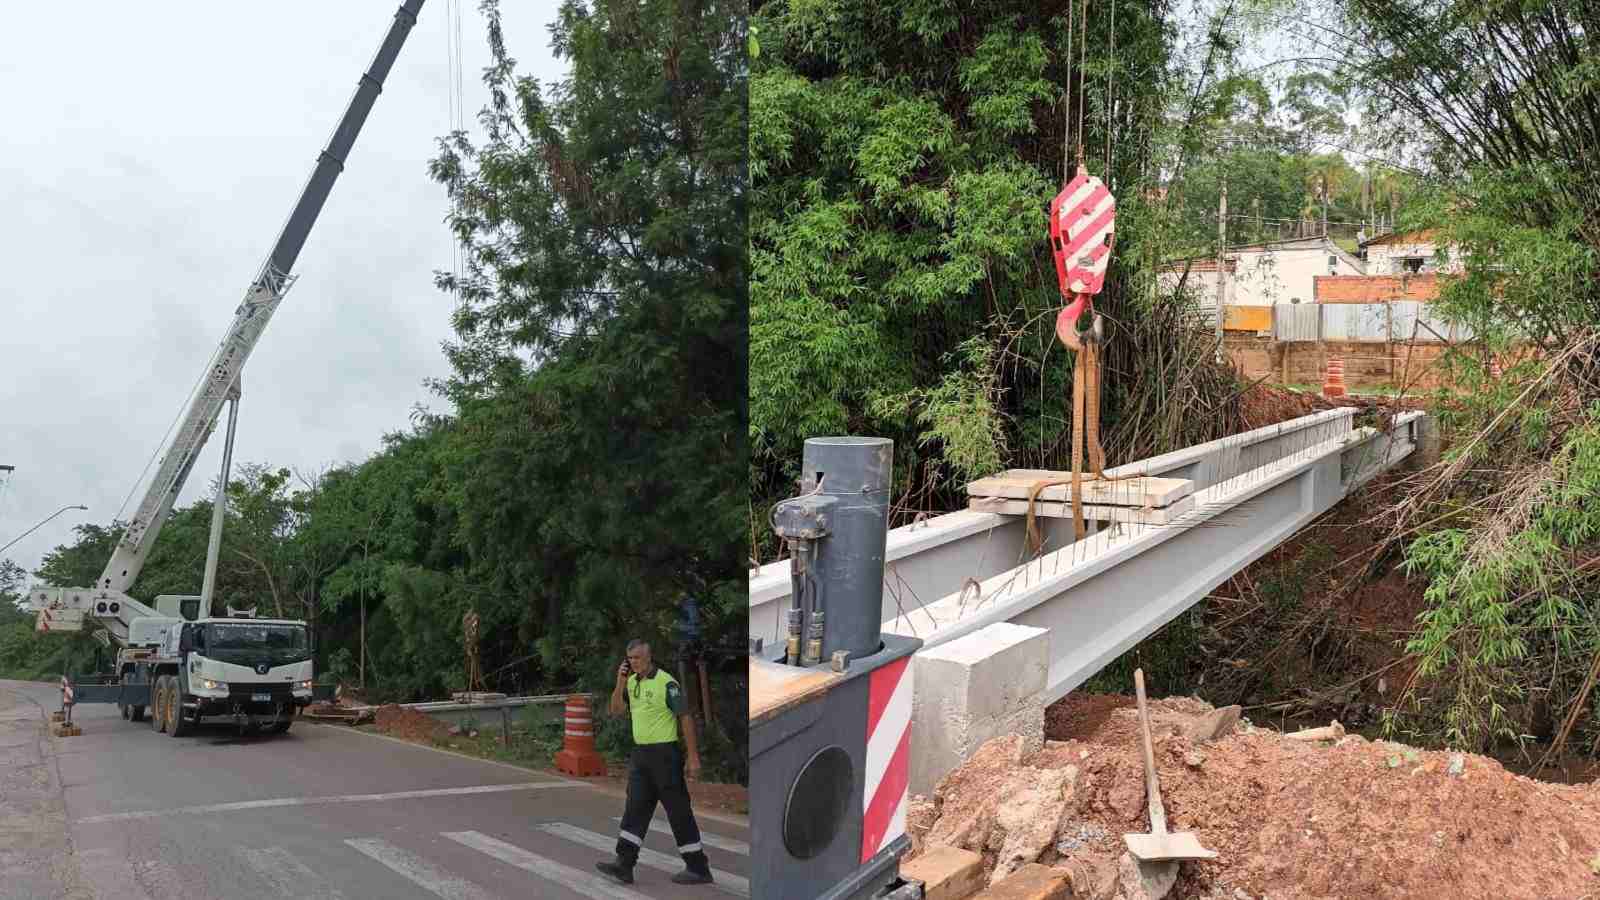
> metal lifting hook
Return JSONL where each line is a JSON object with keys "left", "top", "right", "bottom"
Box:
{"left": 1055, "top": 293, "right": 1103, "bottom": 352}
{"left": 1048, "top": 163, "right": 1115, "bottom": 351}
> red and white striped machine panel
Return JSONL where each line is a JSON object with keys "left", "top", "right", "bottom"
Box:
{"left": 1049, "top": 169, "right": 1117, "bottom": 297}
{"left": 861, "top": 655, "right": 912, "bottom": 862}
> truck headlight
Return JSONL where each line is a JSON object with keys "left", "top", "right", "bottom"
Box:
{"left": 202, "top": 679, "right": 222, "bottom": 690}
{"left": 296, "top": 680, "right": 312, "bottom": 691}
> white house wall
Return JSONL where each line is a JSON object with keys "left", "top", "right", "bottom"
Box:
{"left": 1156, "top": 268, "right": 1235, "bottom": 310}
{"left": 1365, "top": 241, "right": 1461, "bottom": 275}
{"left": 1160, "top": 245, "right": 1363, "bottom": 308}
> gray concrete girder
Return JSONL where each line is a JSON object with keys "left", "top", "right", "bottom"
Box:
{"left": 879, "top": 413, "right": 1421, "bottom": 703}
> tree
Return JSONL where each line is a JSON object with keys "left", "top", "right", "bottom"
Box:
{"left": 750, "top": 0, "right": 1263, "bottom": 546}
{"left": 429, "top": 0, "right": 747, "bottom": 744}
{"left": 1309, "top": 0, "right": 1600, "bottom": 755}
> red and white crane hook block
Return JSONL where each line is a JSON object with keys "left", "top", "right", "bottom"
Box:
{"left": 1049, "top": 165, "right": 1116, "bottom": 350}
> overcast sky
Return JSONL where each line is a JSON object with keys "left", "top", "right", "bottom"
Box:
{"left": 0, "top": 1, "right": 567, "bottom": 585}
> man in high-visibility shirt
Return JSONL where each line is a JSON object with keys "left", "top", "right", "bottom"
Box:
{"left": 595, "top": 638, "right": 713, "bottom": 886}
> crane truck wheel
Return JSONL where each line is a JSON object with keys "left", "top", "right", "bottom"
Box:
{"left": 168, "top": 680, "right": 190, "bottom": 737}
{"left": 153, "top": 677, "right": 170, "bottom": 733}
{"left": 267, "top": 720, "right": 291, "bottom": 735}
{"left": 120, "top": 702, "right": 130, "bottom": 720}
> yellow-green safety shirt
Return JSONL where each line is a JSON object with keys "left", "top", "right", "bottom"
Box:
{"left": 624, "top": 666, "right": 684, "bottom": 745}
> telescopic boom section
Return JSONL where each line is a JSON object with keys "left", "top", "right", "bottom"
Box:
{"left": 97, "top": 1, "right": 424, "bottom": 596}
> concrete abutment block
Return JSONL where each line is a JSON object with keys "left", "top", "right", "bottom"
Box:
{"left": 909, "top": 622, "right": 1049, "bottom": 796}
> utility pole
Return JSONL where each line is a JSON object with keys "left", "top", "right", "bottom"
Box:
{"left": 1321, "top": 175, "right": 1329, "bottom": 237}
{"left": 1253, "top": 196, "right": 1262, "bottom": 244}
{"left": 1216, "top": 180, "right": 1228, "bottom": 363}
{"left": 1363, "top": 169, "right": 1372, "bottom": 237}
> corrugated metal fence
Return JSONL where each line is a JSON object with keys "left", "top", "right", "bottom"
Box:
{"left": 1270, "top": 302, "right": 1471, "bottom": 342}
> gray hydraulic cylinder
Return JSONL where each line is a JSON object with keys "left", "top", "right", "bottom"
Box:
{"left": 800, "top": 436, "right": 893, "bottom": 665}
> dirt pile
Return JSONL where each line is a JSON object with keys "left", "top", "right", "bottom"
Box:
{"left": 907, "top": 693, "right": 1600, "bottom": 900}
{"left": 373, "top": 704, "right": 448, "bottom": 743}
{"left": 1237, "top": 382, "right": 1428, "bottom": 433}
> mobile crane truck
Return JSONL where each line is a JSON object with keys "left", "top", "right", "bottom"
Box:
{"left": 27, "top": 0, "right": 425, "bottom": 737}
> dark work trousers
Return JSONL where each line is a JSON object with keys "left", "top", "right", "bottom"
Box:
{"left": 614, "top": 742, "right": 709, "bottom": 873}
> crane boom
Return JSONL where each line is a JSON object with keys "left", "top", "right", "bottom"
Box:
{"left": 99, "top": 0, "right": 424, "bottom": 597}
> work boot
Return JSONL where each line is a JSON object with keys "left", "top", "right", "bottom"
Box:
{"left": 671, "top": 867, "right": 714, "bottom": 885}
{"left": 595, "top": 859, "right": 634, "bottom": 884}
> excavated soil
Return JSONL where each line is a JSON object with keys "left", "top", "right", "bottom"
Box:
{"left": 1044, "top": 693, "right": 1135, "bottom": 743}
{"left": 1237, "top": 382, "right": 1429, "bottom": 433}
{"left": 373, "top": 704, "right": 450, "bottom": 743}
{"left": 909, "top": 695, "right": 1600, "bottom": 900}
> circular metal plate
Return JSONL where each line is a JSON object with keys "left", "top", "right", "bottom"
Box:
{"left": 783, "top": 745, "right": 853, "bottom": 859}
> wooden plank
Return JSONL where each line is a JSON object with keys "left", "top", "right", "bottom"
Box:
{"left": 968, "top": 494, "right": 1196, "bottom": 526}
{"left": 901, "top": 846, "right": 985, "bottom": 900}
{"left": 973, "top": 864, "right": 1070, "bottom": 900}
{"left": 750, "top": 657, "right": 840, "bottom": 724}
{"left": 966, "top": 470, "right": 1192, "bottom": 507}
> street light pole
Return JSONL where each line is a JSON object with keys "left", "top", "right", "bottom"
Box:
{"left": 0, "top": 505, "right": 89, "bottom": 556}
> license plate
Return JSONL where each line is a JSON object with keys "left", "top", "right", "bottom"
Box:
{"left": 252, "top": 693, "right": 271, "bottom": 702}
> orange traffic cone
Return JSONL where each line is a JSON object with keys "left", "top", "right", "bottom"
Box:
{"left": 1323, "top": 357, "right": 1347, "bottom": 399}
{"left": 554, "top": 694, "right": 608, "bottom": 776}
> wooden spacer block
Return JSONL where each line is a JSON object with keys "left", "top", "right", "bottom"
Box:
{"left": 901, "top": 845, "right": 986, "bottom": 900}
{"left": 974, "top": 864, "right": 1071, "bottom": 900}
{"left": 969, "top": 494, "right": 1196, "bottom": 526}
{"left": 51, "top": 722, "right": 81, "bottom": 737}
{"left": 967, "top": 470, "right": 1193, "bottom": 508}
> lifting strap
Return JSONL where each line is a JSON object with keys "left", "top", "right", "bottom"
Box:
{"left": 1033, "top": 159, "right": 1129, "bottom": 551}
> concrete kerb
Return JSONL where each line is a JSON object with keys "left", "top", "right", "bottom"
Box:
{"left": 306, "top": 721, "right": 751, "bottom": 829}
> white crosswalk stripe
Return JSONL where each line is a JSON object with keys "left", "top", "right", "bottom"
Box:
{"left": 441, "top": 830, "right": 652, "bottom": 900}
{"left": 538, "top": 822, "right": 749, "bottom": 898}
{"left": 345, "top": 838, "right": 500, "bottom": 900}
{"left": 236, "top": 846, "right": 347, "bottom": 899}
{"left": 610, "top": 817, "right": 749, "bottom": 855}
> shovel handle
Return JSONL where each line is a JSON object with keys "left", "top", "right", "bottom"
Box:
{"left": 1134, "top": 669, "right": 1167, "bottom": 835}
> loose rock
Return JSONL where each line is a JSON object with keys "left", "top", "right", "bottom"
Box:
{"left": 1183, "top": 705, "right": 1242, "bottom": 744}
{"left": 989, "top": 765, "right": 1079, "bottom": 884}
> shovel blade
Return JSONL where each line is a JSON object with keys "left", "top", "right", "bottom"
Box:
{"left": 1123, "top": 831, "right": 1217, "bottom": 861}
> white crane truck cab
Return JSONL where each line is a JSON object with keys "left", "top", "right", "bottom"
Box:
{"left": 167, "top": 615, "right": 314, "bottom": 728}
{"left": 117, "top": 610, "right": 315, "bottom": 736}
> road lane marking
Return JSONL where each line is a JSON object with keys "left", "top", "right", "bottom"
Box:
{"left": 610, "top": 816, "right": 749, "bottom": 855}
{"left": 75, "top": 782, "right": 575, "bottom": 824}
{"left": 539, "top": 822, "right": 748, "bottom": 897}
{"left": 314, "top": 723, "right": 750, "bottom": 830}
{"left": 440, "top": 831, "right": 650, "bottom": 900}
{"left": 346, "top": 838, "right": 500, "bottom": 900}
{"left": 236, "top": 847, "right": 346, "bottom": 899}
{"left": 307, "top": 722, "right": 585, "bottom": 784}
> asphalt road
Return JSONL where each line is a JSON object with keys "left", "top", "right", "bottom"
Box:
{"left": 0, "top": 680, "right": 749, "bottom": 900}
